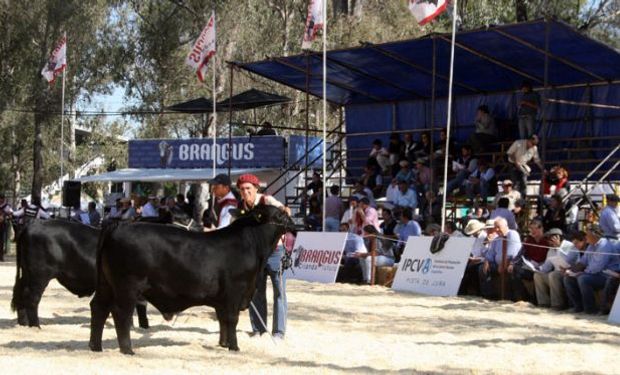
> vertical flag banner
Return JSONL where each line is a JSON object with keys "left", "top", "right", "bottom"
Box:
{"left": 408, "top": 0, "right": 448, "bottom": 25}
{"left": 186, "top": 11, "right": 216, "bottom": 82}
{"left": 41, "top": 34, "right": 67, "bottom": 84}
{"left": 301, "top": 0, "right": 324, "bottom": 50}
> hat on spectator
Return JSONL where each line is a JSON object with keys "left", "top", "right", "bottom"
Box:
{"left": 607, "top": 194, "right": 619, "bottom": 203}
{"left": 399, "top": 160, "right": 409, "bottom": 167}
{"left": 586, "top": 223, "right": 604, "bottom": 237}
{"left": 502, "top": 179, "right": 513, "bottom": 186}
{"left": 236, "top": 173, "right": 260, "bottom": 188}
{"left": 208, "top": 173, "right": 231, "bottom": 187}
{"left": 544, "top": 228, "right": 563, "bottom": 237}
{"left": 464, "top": 220, "right": 485, "bottom": 235}
{"left": 484, "top": 219, "right": 496, "bottom": 229}
{"left": 349, "top": 196, "right": 359, "bottom": 202}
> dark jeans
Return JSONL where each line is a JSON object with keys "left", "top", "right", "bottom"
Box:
{"left": 563, "top": 273, "right": 607, "bottom": 313}
{"left": 250, "top": 246, "right": 287, "bottom": 336}
{"left": 509, "top": 264, "right": 535, "bottom": 303}
{"left": 510, "top": 166, "right": 528, "bottom": 197}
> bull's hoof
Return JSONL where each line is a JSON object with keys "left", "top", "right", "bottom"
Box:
{"left": 120, "top": 347, "right": 135, "bottom": 355}
{"left": 89, "top": 342, "right": 103, "bottom": 352}
{"left": 17, "top": 310, "right": 28, "bottom": 326}
{"left": 218, "top": 340, "right": 229, "bottom": 348}
{"left": 138, "top": 321, "right": 149, "bottom": 329}
{"left": 228, "top": 345, "right": 240, "bottom": 352}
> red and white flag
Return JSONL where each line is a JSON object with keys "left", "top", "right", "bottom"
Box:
{"left": 186, "top": 11, "right": 216, "bottom": 82}
{"left": 41, "top": 34, "right": 67, "bottom": 84}
{"left": 301, "top": 0, "right": 323, "bottom": 50}
{"left": 409, "top": 0, "right": 448, "bottom": 26}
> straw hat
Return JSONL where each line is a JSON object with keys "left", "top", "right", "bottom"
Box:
{"left": 484, "top": 219, "right": 496, "bottom": 229}
{"left": 464, "top": 220, "right": 485, "bottom": 235}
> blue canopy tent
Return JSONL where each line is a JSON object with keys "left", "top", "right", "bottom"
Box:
{"left": 235, "top": 19, "right": 620, "bottom": 180}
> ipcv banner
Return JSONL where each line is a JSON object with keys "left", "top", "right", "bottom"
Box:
{"left": 285, "top": 232, "right": 347, "bottom": 284}
{"left": 392, "top": 236, "right": 474, "bottom": 296}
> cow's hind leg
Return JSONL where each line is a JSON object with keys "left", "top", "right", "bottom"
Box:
{"left": 24, "top": 279, "right": 50, "bottom": 328}
{"left": 89, "top": 283, "right": 113, "bottom": 352}
{"left": 110, "top": 279, "right": 143, "bottom": 355}
{"left": 17, "top": 309, "right": 28, "bottom": 326}
{"left": 215, "top": 307, "right": 228, "bottom": 348}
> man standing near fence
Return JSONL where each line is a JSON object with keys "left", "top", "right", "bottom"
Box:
{"left": 0, "top": 194, "right": 12, "bottom": 261}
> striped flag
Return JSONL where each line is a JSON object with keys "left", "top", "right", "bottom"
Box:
{"left": 41, "top": 34, "right": 67, "bottom": 84}
{"left": 409, "top": 0, "right": 448, "bottom": 25}
{"left": 301, "top": 0, "right": 323, "bottom": 50}
{"left": 186, "top": 11, "right": 216, "bottom": 82}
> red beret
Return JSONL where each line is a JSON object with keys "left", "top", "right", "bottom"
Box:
{"left": 236, "top": 173, "right": 260, "bottom": 188}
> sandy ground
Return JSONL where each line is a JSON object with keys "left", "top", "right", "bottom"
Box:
{"left": 0, "top": 258, "right": 619, "bottom": 374}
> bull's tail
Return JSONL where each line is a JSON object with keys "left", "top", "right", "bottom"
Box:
{"left": 11, "top": 226, "right": 29, "bottom": 312}
{"left": 95, "top": 219, "right": 122, "bottom": 287}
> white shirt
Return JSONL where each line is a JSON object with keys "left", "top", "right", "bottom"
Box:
{"left": 471, "top": 230, "right": 488, "bottom": 257}
{"left": 341, "top": 207, "right": 354, "bottom": 225}
{"left": 217, "top": 191, "right": 237, "bottom": 229}
{"left": 394, "top": 188, "right": 418, "bottom": 209}
{"left": 141, "top": 202, "right": 159, "bottom": 218}
{"left": 507, "top": 140, "right": 541, "bottom": 168}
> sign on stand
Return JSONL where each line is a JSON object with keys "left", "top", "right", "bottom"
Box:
{"left": 608, "top": 284, "right": 620, "bottom": 325}
{"left": 392, "top": 236, "right": 474, "bottom": 296}
{"left": 285, "top": 232, "right": 347, "bottom": 283}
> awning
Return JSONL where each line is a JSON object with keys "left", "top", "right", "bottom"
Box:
{"left": 216, "top": 88, "right": 290, "bottom": 111}
{"left": 234, "top": 19, "right": 620, "bottom": 105}
{"left": 79, "top": 168, "right": 277, "bottom": 183}
{"left": 166, "top": 97, "right": 215, "bottom": 113}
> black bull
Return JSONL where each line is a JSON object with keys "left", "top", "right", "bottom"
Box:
{"left": 11, "top": 219, "right": 149, "bottom": 328}
{"left": 89, "top": 205, "right": 295, "bottom": 354}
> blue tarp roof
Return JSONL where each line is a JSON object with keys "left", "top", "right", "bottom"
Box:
{"left": 236, "top": 19, "right": 620, "bottom": 105}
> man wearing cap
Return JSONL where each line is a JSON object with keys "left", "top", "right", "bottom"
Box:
{"left": 479, "top": 217, "right": 522, "bottom": 299}
{"left": 493, "top": 180, "right": 521, "bottom": 211}
{"left": 235, "top": 173, "right": 290, "bottom": 339}
{"left": 599, "top": 194, "right": 620, "bottom": 240}
{"left": 208, "top": 174, "right": 238, "bottom": 229}
{"left": 506, "top": 135, "right": 546, "bottom": 196}
{"left": 141, "top": 195, "right": 159, "bottom": 218}
{"left": 395, "top": 160, "right": 413, "bottom": 185}
{"left": 563, "top": 224, "right": 620, "bottom": 314}
{"left": 533, "top": 229, "right": 585, "bottom": 310}
{"left": 0, "top": 194, "right": 12, "bottom": 262}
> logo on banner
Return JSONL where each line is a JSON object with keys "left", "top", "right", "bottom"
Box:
{"left": 291, "top": 244, "right": 341, "bottom": 271}
{"left": 159, "top": 141, "right": 174, "bottom": 167}
{"left": 285, "top": 232, "right": 347, "bottom": 284}
{"left": 402, "top": 258, "right": 432, "bottom": 274}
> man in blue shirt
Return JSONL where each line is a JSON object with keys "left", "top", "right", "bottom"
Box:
{"left": 478, "top": 217, "right": 521, "bottom": 300}
{"left": 563, "top": 224, "right": 619, "bottom": 314}
{"left": 394, "top": 208, "right": 421, "bottom": 261}
{"left": 599, "top": 194, "right": 620, "bottom": 240}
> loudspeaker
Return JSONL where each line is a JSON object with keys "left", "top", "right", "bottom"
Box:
{"left": 62, "top": 180, "right": 81, "bottom": 208}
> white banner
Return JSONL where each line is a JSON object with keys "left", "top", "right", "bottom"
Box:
{"left": 608, "top": 283, "right": 620, "bottom": 325}
{"left": 41, "top": 34, "right": 67, "bottom": 83}
{"left": 408, "top": 0, "right": 448, "bottom": 26}
{"left": 186, "top": 11, "right": 216, "bottom": 82}
{"left": 301, "top": 0, "right": 324, "bottom": 50}
{"left": 285, "top": 231, "right": 347, "bottom": 283}
{"left": 392, "top": 236, "right": 473, "bottom": 296}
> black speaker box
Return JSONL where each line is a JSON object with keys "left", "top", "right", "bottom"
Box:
{"left": 62, "top": 180, "right": 81, "bottom": 207}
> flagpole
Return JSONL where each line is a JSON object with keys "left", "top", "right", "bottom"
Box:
{"left": 440, "top": 0, "right": 457, "bottom": 232}
{"left": 321, "top": 0, "right": 327, "bottom": 232}
{"left": 60, "top": 55, "right": 66, "bottom": 185}
{"left": 211, "top": 12, "right": 217, "bottom": 179}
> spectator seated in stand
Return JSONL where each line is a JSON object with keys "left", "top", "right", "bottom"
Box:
{"left": 388, "top": 133, "right": 403, "bottom": 177}
{"left": 563, "top": 224, "right": 620, "bottom": 314}
{"left": 395, "top": 160, "right": 414, "bottom": 185}
{"left": 434, "top": 129, "right": 456, "bottom": 160}
{"left": 402, "top": 132, "right": 417, "bottom": 163}
{"left": 507, "top": 218, "right": 549, "bottom": 303}
{"left": 412, "top": 131, "right": 431, "bottom": 160}
{"left": 445, "top": 145, "right": 478, "bottom": 197}
{"left": 478, "top": 217, "right": 522, "bottom": 300}
{"left": 420, "top": 191, "right": 441, "bottom": 227}
{"left": 352, "top": 180, "right": 376, "bottom": 208}
{"left": 490, "top": 197, "right": 517, "bottom": 230}
{"left": 465, "top": 158, "right": 497, "bottom": 204}
{"left": 394, "top": 180, "right": 418, "bottom": 210}
{"left": 353, "top": 225, "right": 396, "bottom": 285}
{"left": 369, "top": 138, "right": 390, "bottom": 173}
{"left": 600, "top": 194, "right": 620, "bottom": 239}
{"left": 468, "top": 105, "right": 497, "bottom": 154}
{"left": 359, "top": 197, "right": 380, "bottom": 232}
{"left": 361, "top": 164, "right": 384, "bottom": 199}
{"left": 305, "top": 194, "right": 323, "bottom": 231}
{"left": 459, "top": 219, "right": 491, "bottom": 295}
{"left": 341, "top": 196, "right": 359, "bottom": 230}
{"left": 543, "top": 194, "right": 567, "bottom": 233}
{"left": 493, "top": 179, "right": 521, "bottom": 211}
{"left": 385, "top": 178, "right": 399, "bottom": 204}
{"left": 414, "top": 158, "right": 432, "bottom": 195}
{"left": 394, "top": 208, "right": 421, "bottom": 261}
{"left": 543, "top": 165, "right": 569, "bottom": 197}
{"left": 533, "top": 229, "right": 586, "bottom": 310}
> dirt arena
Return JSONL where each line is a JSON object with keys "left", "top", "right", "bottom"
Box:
{"left": 0, "top": 259, "right": 618, "bottom": 374}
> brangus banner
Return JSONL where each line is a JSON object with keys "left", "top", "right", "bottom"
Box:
{"left": 392, "top": 236, "right": 473, "bottom": 296}
{"left": 128, "top": 136, "right": 286, "bottom": 169}
{"left": 285, "top": 232, "right": 347, "bottom": 283}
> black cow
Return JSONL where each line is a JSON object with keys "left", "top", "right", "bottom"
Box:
{"left": 89, "top": 205, "right": 295, "bottom": 354}
{"left": 11, "top": 219, "right": 149, "bottom": 328}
